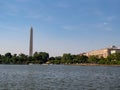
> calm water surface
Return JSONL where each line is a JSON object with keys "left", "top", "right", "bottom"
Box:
{"left": 0, "top": 65, "right": 120, "bottom": 90}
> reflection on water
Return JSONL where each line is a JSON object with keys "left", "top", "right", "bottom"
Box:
{"left": 0, "top": 65, "right": 120, "bottom": 90}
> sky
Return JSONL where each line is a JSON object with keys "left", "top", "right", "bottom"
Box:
{"left": 0, "top": 0, "right": 120, "bottom": 56}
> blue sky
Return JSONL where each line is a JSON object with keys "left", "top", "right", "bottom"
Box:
{"left": 0, "top": 0, "right": 120, "bottom": 56}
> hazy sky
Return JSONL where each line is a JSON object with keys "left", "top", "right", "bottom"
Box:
{"left": 0, "top": 0, "right": 120, "bottom": 56}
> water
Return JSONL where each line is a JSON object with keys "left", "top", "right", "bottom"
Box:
{"left": 0, "top": 65, "right": 120, "bottom": 90}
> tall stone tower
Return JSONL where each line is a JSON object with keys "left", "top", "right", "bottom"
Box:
{"left": 29, "top": 27, "right": 33, "bottom": 56}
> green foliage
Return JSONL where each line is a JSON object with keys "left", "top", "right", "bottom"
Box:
{"left": 62, "top": 53, "right": 72, "bottom": 60}
{"left": 0, "top": 52, "right": 49, "bottom": 64}
{"left": 99, "top": 57, "right": 106, "bottom": 64}
{"left": 32, "top": 52, "right": 49, "bottom": 64}
{"left": 75, "top": 55, "right": 88, "bottom": 63}
{"left": 1, "top": 52, "right": 120, "bottom": 65}
{"left": 88, "top": 56, "right": 100, "bottom": 63}
{"left": 48, "top": 54, "right": 88, "bottom": 64}
{"left": 5, "top": 52, "right": 12, "bottom": 58}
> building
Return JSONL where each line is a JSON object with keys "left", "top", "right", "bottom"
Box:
{"left": 83, "top": 46, "right": 120, "bottom": 58}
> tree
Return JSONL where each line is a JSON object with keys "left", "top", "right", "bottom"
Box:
{"left": 11, "top": 54, "right": 19, "bottom": 64}
{"left": 99, "top": 57, "right": 106, "bottom": 64}
{"left": 49, "top": 56, "right": 62, "bottom": 64}
{"left": 49, "top": 57, "right": 55, "bottom": 60}
{"left": 0, "top": 54, "right": 2, "bottom": 64}
{"left": 33, "top": 52, "right": 49, "bottom": 64}
{"left": 18, "top": 53, "right": 28, "bottom": 64}
{"left": 88, "top": 56, "right": 99, "bottom": 63}
{"left": 106, "top": 53, "right": 120, "bottom": 64}
{"left": 39, "top": 52, "right": 49, "bottom": 63}
{"left": 80, "top": 55, "right": 88, "bottom": 63}
{"left": 3, "top": 52, "right": 13, "bottom": 64}
{"left": 55, "top": 56, "right": 62, "bottom": 60}
{"left": 62, "top": 53, "right": 72, "bottom": 60}
{"left": 5, "top": 52, "right": 12, "bottom": 58}
{"left": 33, "top": 52, "right": 42, "bottom": 63}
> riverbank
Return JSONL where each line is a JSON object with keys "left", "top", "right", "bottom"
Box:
{"left": 68, "top": 63, "right": 120, "bottom": 66}
{"left": 0, "top": 63, "right": 120, "bottom": 66}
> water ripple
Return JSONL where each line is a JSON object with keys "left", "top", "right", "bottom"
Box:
{"left": 0, "top": 65, "right": 120, "bottom": 90}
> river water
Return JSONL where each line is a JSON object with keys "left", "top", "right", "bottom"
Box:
{"left": 0, "top": 65, "right": 120, "bottom": 90}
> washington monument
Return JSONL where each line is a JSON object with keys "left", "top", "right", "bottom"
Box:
{"left": 29, "top": 27, "right": 33, "bottom": 56}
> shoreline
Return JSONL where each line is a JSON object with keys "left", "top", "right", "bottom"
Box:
{"left": 0, "top": 63, "right": 120, "bottom": 66}
{"left": 68, "top": 63, "right": 120, "bottom": 66}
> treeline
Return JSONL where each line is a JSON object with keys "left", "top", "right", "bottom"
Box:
{"left": 0, "top": 52, "right": 120, "bottom": 64}
{"left": 0, "top": 52, "right": 49, "bottom": 64}
{"left": 49, "top": 53, "right": 120, "bottom": 64}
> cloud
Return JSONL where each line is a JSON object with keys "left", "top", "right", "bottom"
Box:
{"left": 0, "top": 0, "right": 55, "bottom": 24}
{"left": 61, "top": 22, "right": 113, "bottom": 32}
{"left": 95, "top": 22, "right": 113, "bottom": 31}
{"left": 0, "top": 1, "right": 18, "bottom": 16}
{"left": 56, "top": 1, "right": 70, "bottom": 8}
{"left": 106, "top": 16, "right": 116, "bottom": 22}
{"left": 25, "top": 12, "right": 43, "bottom": 19}
{"left": 0, "top": 26, "right": 18, "bottom": 31}
{"left": 62, "top": 25, "right": 80, "bottom": 31}
{"left": 0, "top": 24, "right": 27, "bottom": 32}
{"left": 25, "top": 11, "right": 54, "bottom": 22}
{"left": 0, "top": 1, "right": 32, "bottom": 17}
{"left": 104, "top": 27, "right": 113, "bottom": 31}
{"left": 62, "top": 22, "right": 113, "bottom": 32}
{"left": 44, "top": 16, "right": 54, "bottom": 22}
{"left": 0, "top": 1, "right": 37, "bottom": 17}
{"left": 93, "top": 10, "right": 116, "bottom": 31}
{"left": 0, "top": 1, "right": 54, "bottom": 22}
{"left": 14, "top": 0, "right": 31, "bottom": 3}
{"left": 94, "top": 10, "right": 104, "bottom": 17}
{"left": 93, "top": 10, "right": 116, "bottom": 21}
{"left": 103, "top": 22, "right": 108, "bottom": 25}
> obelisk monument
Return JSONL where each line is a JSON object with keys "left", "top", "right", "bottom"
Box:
{"left": 29, "top": 27, "right": 33, "bottom": 56}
